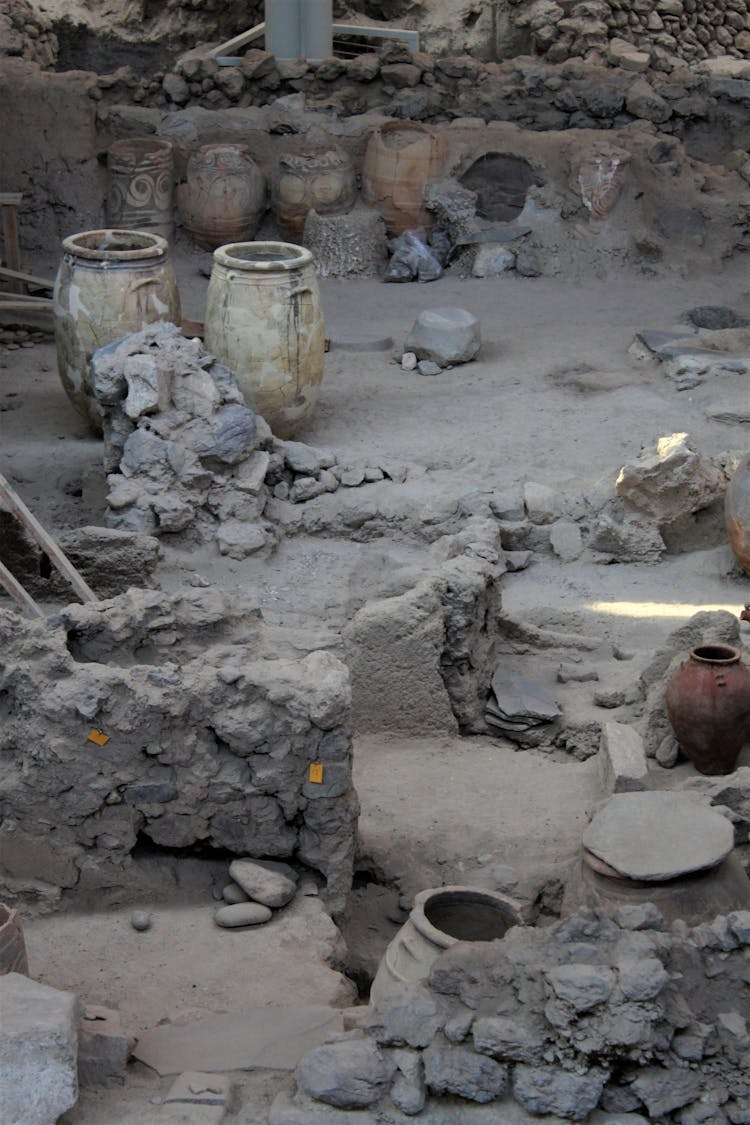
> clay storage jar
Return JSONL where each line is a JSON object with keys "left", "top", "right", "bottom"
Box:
{"left": 106, "top": 137, "right": 175, "bottom": 243}
{"left": 204, "top": 241, "right": 325, "bottom": 439}
{"left": 178, "top": 144, "right": 266, "bottom": 251}
{"left": 726, "top": 452, "right": 750, "bottom": 576}
{"left": 271, "top": 149, "right": 357, "bottom": 241}
{"left": 567, "top": 792, "right": 750, "bottom": 927}
{"left": 666, "top": 643, "right": 750, "bottom": 775}
{"left": 370, "top": 886, "right": 521, "bottom": 1005}
{"left": 0, "top": 903, "right": 29, "bottom": 976}
{"left": 54, "top": 229, "right": 181, "bottom": 432}
{"left": 361, "top": 121, "right": 449, "bottom": 236}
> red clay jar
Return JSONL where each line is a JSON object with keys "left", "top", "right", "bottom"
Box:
{"left": 726, "top": 452, "right": 750, "bottom": 577}
{"left": 666, "top": 643, "right": 750, "bottom": 775}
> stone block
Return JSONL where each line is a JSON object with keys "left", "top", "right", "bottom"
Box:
{"left": 0, "top": 973, "right": 79, "bottom": 1124}
{"left": 598, "top": 722, "right": 649, "bottom": 794}
{"left": 404, "top": 308, "right": 481, "bottom": 367}
{"left": 78, "top": 1003, "right": 128, "bottom": 1087}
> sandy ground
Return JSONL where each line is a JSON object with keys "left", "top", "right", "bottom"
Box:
{"left": 3, "top": 249, "right": 750, "bottom": 1121}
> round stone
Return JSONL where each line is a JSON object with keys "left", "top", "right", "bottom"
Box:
{"left": 214, "top": 903, "right": 273, "bottom": 928}
{"left": 131, "top": 910, "right": 152, "bottom": 932}
{"left": 583, "top": 792, "right": 734, "bottom": 883}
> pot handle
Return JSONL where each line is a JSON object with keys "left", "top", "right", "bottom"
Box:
{"left": 288, "top": 285, "right": 312, "bottom": 298}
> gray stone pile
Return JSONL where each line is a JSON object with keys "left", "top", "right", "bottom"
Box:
{"left": 267, "top": 439, "right": 405, "bottom": 504}
{"left": 215, "top": 857, "right": 299, "bottom": 928}
{"left": 0, "top": 586, "right": 357, "bottom": 917}
{"left": 92, "top": 322, "right": 275, "bottom": 558}
{"left": 276, "top": 903, "right": 750, "bottom": 1122}
{"left": 516, "top": 0, "right": 750, "bottom": 69}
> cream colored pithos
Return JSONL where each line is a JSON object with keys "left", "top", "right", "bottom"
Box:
{"left": 54, "top": 229, "right": 181, "bottom": 432}
{"left": 205, "top": 242, "right": 325, "bottom": 439}
{"left": 370, "top": 886, "right": 522, "bottom": 1004}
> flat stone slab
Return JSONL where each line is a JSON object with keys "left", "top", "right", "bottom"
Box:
{"left": 490, "top": 666, "right": 561, "bottom": 724}
{"left": 133, "top": 1007, "right": 344, "bottom": 1076}
{"left": 329, "top": 331, "right": 393, "bottom": 352}
{"left": 164, "top": 1071, "right": 233, "bottom": 1105}
{"left": 583, "top": 792, "right": 734, "bottom": 882}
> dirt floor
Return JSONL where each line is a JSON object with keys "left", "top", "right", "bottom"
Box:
{"left": 3, "top": 245, "right": 750, "bottom": 1122}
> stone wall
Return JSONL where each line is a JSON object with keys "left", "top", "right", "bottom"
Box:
{"left": 5, "top": 0, "right": 750, "bottom": 71}
{"left": 276, "top": 903, "right": 750, "bottom": 1122}
{"left": 0, "top": 589, "right": 357, "bottom": 917}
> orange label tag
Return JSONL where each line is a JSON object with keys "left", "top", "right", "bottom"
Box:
{"left": 308, "top": 762, "right": 324, "bottom": 784}
{"left": 87, "top": 729, "right": 110, "bottom": 746}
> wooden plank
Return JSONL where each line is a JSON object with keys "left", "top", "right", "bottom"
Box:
{"left": 205, "top": 21, "right": 265, "bottom": 57}
{"left": 0, "top": 300, "right": 53, "bottom": 312}
{"left": 0, "top": 558, "right": 44, "bottom": 619}
{"left": 1, "top": 202, "right": 22, "bottom": 295}
{"left": 0, "top": 473, "right": 98, "bottom": 605}
{"left": 0, "top": 193, "right": 23, "bottom": 206}
{"left": 0, "top": 266, "right": 54, "bottom": 289}
{"left": 0, "top": 292, "right": 53, "bottom": 304}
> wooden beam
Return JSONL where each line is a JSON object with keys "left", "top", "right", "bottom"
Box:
{"left": 0, "top": 472, "right": 98, "bottom": 605}
{"left": 0, "top": 266, "right": 54, "bottom": 290}
{"left": 1, "top": 200, "right": 22, "bottom": 295}
{"left": 0, "top": 558, "right": 44, "bottom": 619}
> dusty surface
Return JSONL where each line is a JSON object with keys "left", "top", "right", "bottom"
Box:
{"left": 3, "top": 249, "right": 750, "bottom": 1121}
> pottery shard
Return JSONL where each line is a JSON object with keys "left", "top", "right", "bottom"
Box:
{"left": 583, "top": 792, "right": 734, "bottom": 882}
{"left": 214, "top": 903, "right": 272, "bottom": 928}
{"left": 615, "top": 432, "right": 725, "bottom": 528}
{"left": 404, "top": 308, "right": 481, "bottom": 367}
{"left": 228, "top": 858, "right": 298, "bottom": 908}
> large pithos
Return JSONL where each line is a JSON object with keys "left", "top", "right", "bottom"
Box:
{"left": 53, "top": 229, "right": 181, "bottom": 433}
{"left": 204, "top": 241, "right": 325, "bottom": 438}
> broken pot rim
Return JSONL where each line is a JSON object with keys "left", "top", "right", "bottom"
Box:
{"left": 107, "top": 136, "right": 174, "bottom": 159}
{"left": 212, "top": 240, "right": 313, "bottom": 272}
{"left": 411, "top": 884, "right": 523, "bottom": 950}
{"left": 689, "top": 643, "right": 742, "bottom": 665}
{"left": 62, "top": 228, "right": 170, "bottom": 261}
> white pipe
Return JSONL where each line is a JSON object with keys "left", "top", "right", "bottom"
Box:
{"left": 265, "top": 0, "right": 301, "bottom": 60}
{"left": 302, "top": 0, "right": 333, "bottom": 63}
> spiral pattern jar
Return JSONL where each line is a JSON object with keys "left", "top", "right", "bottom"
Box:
{"left": 106, "top": 137, "right": 175, "bottom": 243}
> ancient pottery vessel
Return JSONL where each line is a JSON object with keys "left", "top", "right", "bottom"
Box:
{"left": 726, "top": 452, "right": 750, "bottom": 576}
{"left": 54, "top": 229, "right": 181, "bottom": 432}
{"left": 271, "top": 149, "right": 357, "bottom": 241}
{"left": 204, "top": 241, "right": 325, "bottom": 438}
{"left": 666, "top": 643, "right": 750, "bottom": 775}
{"left": 178, "top": 144, "right": 266, "bottom": 251}
{"left": 563, "top": 790, "right": 749, "bottom": 924}
{"left": 370, "top": 886, "right": 521, "bottom": 1005}
{"left": 0, "top": 903, "right": 29, "bottom": 976}
{"left": 566, "top": 850, "right": 750, "bottom": 927}
{"left": 106, "top": 137, "right": 175, "bottom": 243}
{"left": 362, "top": 121, "right": 448, "bottom": 236}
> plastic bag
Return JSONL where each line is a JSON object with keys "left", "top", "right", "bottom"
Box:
{"left": 384, "top": 228, "right": 444, "bottom": 283}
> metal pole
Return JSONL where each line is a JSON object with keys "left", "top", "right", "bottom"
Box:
{"left": 265, "top": 0, "right": 302, "bottom": 60}
{"left": 301, "top": 0, "right": 333, "bottom": 63}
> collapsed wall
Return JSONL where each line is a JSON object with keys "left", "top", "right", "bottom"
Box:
{"left": 0, "top": 588, "right": 358, "bottom": 917}
{"left": 279, "top": 904, "right": 750, "bottom": 1122}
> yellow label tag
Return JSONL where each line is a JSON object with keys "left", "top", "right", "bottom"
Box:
{"left": 87, "top": 729, "right": 110, "bottom": 746}
{"left": 308, "top": 762, "right": 324, "bottom": 784}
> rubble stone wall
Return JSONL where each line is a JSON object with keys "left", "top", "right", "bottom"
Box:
{"left": 280, "top": 904, "right": 750, "bottom": 1122}
{"left": 3, "top": 0, "right": 750, "bottom": 71}
{"left": 0, "top": 589, "right": 358, "bottom": 918}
